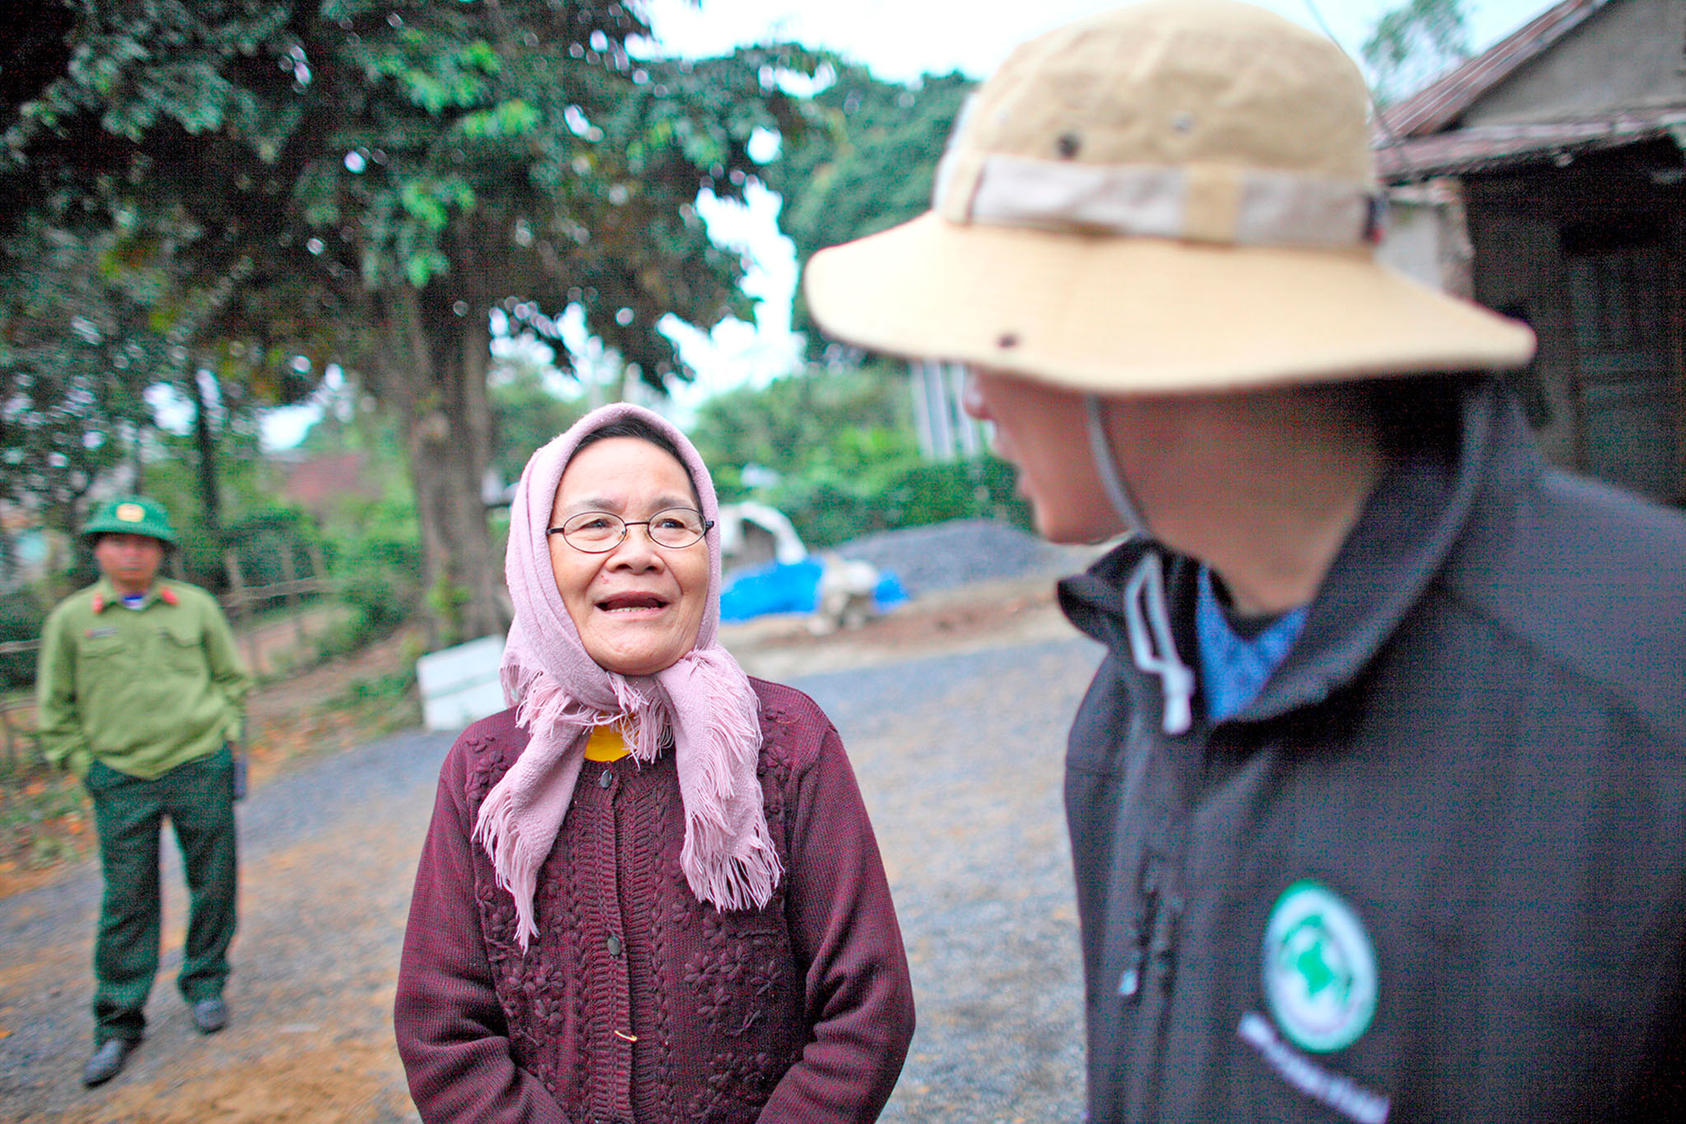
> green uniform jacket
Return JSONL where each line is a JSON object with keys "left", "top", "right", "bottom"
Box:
{"left": 36, "top": 577, "right": 252, "bottom": 780}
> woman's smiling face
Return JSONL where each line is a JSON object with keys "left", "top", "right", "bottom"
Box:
{"left": 549, "top": 436, "right": 710, "bottom": 677}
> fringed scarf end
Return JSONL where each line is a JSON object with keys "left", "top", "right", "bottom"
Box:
{"left": 474, "top": 795, "right": 543, "bottom": 952}
{"left": 681, "top": 827, "right": 783, "bottom": 911}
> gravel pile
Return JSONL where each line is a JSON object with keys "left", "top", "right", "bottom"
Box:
{"left": 829, "top": 518, "right": 1098, "bottom": 598}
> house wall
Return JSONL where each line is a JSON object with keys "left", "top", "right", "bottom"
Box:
{"left": 1465, "top": 0, "right": 1686, "bottom": 125}
{"left": 1380, "top": 0, "right": 1686, "bottom": 503}
{"left": 1465, "top": 156, "right": 1686, "bottom": 502}
{"left": 1379, "top": 181, "right": 1473, "bottom": 296}
{"left": 1379, "top": 195, "right": 1452, "bottom": 291}
{"left": 1465, "top": 204, "right": 1582, "bottom": 467}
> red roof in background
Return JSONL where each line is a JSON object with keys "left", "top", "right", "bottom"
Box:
{"left": 1376, "top": 0, "right": 1608, "bottom": 141}
{"left": 282, "top": 451, "right": 380, "bottom": 514}
{"left": 1373, "top": 0, "right": 1686, "bottom": 181}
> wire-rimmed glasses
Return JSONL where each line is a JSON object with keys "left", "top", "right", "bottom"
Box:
{"left": 547, "top": 508, "right": 713, "bottom": 553}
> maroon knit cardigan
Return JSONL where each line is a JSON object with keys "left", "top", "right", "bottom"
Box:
{"left": 395, "top": 678, "right": 915, "bottom": 1123}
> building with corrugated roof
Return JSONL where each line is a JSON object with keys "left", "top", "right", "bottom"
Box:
{"left": 1375, "top": 0, "right": 1685, "bottom": 503}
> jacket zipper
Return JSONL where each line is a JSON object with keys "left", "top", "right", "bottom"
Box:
{"left": 1118, "top": 854, "right": 1185, "bottom": 1121}
{"left": 1144, "top": 880, "right": 1183, "bottom": 1119}
{"left": 1117, "top": 862, "right": 1160, "bottom": 1002}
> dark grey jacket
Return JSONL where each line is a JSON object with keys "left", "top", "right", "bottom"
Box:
{"left": 1058, "top": 382, "right": 1686, "bottom": 1123}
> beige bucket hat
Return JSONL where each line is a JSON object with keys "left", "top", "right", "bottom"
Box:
{"left": 803, "top": 0, "right": 1535, "bottom": 394}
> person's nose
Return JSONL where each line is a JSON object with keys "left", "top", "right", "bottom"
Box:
{"left": 603, "top": 524, "right": 664, "bottom": 569}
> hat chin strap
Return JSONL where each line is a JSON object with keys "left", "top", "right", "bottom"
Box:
{"left": 1084, "top": 394, "right": 1151, "bottom": 540}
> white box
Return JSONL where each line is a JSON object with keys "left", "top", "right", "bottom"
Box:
{"left": 416, "top": 635, "right": 507, "bottom": 732}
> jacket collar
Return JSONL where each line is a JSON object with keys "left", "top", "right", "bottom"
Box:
{"left": 91, "top": 576, "right": 178, "bottom": 614}
{"left": 1060, "top": 379, "right": 1530, "bottom": 728}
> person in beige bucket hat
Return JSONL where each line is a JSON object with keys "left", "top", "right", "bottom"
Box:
{"left": 804, "top": 0, "right": 1533, "bottom": 392}
{"left": 807, "top": 2, "right": 1686, "bottom": 1121}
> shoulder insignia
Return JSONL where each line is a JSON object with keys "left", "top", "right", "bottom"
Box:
{"left": 159, "top": 587, "right": 179, "bottom": 606}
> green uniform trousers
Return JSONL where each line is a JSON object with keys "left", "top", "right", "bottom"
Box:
{"left": 83, "top": 744, "right": 238, "bottom": 1043}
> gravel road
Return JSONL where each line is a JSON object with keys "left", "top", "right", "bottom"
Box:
{"left": 0, "top": 580, "right": 1104, "bottom": 1122}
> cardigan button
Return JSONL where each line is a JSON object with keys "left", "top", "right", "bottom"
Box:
{"left": 606, "top": 935, "right": 623, "bottom": 957}
{"left": 598, "top": 769, "right": 613, "bottom": 789}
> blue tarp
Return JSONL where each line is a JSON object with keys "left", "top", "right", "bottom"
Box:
{"left": 720, "top": 560, "right": 909, "bottom": 623}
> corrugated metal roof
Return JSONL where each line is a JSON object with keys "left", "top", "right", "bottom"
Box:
{"left": 1371, "top": 0, "right": 1686, "bottom": 181}
{"left": 1376, "top": 109, "right": 1686, "bottom": 179}
{"left": 1375, "top": 0, "right": 1609, "bottom": 141}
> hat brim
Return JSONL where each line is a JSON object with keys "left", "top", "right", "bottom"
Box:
{"left": 804, "top": 213, "right": 1535, "bottom": 394}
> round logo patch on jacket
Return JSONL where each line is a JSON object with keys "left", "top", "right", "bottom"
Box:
{"left": 1262, "top": 879, "right": 1378, "bottom": 1054}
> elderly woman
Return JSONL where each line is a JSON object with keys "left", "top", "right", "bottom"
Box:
{"left": 394, "top": 404, "right": 915, "bottom": 1123}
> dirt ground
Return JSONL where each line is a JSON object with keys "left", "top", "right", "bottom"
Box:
{"left": 0, "top": 617, "right": 422, "bottom": 902}
{"left": 0, "top": 573, "right": 1095, "bottom": 1123}
{"left": 722, "top": 573, "right": 1078, "bottom": 679}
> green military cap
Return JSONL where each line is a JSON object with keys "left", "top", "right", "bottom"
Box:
{"left": 81, "top": 495, "right": 179, "bottom": 545}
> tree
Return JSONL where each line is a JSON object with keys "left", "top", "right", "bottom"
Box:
{"left": 488, "top": 364, "right": 588, "bottom": 490}
{"left": 0, "top": 0, "right": 330, "bottom": 533}
{"left": 3, "top": 1, "right": 820, "bottom": 646}
{"left": 685, "top": 359, "right": 1030, "bottom": 549}
{"left": 758, "top": 64, "right": 974, "bottom": 356}
{"left": 1362, "top": 0, "right": 1473, "bottom": 105}
{"left": 688, "top": 362, "right": 911, "bottom": 494}
{"left": 0, "top": 216, "right": 168, "bottom": 531}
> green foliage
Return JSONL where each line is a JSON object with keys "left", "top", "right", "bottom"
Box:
{"left": 142, "top": 400, "right": 282, "bottom": 533}
{"left": 326, "top": 666, "right": 418, "bottom": 711}
{"left": 2, "top": 1, "right": 336, "bottom": 528}
{"left": 328, "top": 501, "right": 423, "bottom": 649}
{"left": 424, "top": 573, "right": 473, "bottom": 648}
{"left": 217, "top": 507, "right": 319, "bottom": 586}
{"left": 0, "top": 590, "right": 48, "bottom": 692}
{"left": 687, "top": 359, "right": 1028, "bottom": 548}
{"left": 274, "top": 397, "right": 422, "bottom": 649}
{"left": 1362, "top": 0, "right": 1472, "bottom": 105}
{"left": 3, "top": 1, "right": 828, "bottom": 642}
{"left": 488, "top": 365, "right": 587, "bottom": 487}
{"left": 875, "top": 457, "right": 1031, "bottom": 530}
{"left": 6, "top": 1, "right": 292, "bottom": 147}
{"left": 760, "top": 66, "right": 974, "bottom": 352}
{"left": 770, "top": 475, "right": 881, "bottom": 548}
{"left": 280, "top": 396, "right": 423, "bottom": 648}
{"left": 317, "top": 662, "right": 422, "bottom": 746}
{"left": 5, "top": 10, "right": 819, "bottom": 416}
{"left": 767, "top": 455, "right": 1030, "bottom": 549}
{"left": 689, "top": 362, "right": 912, "bottom": 485}
{"left": 0, "top": 215, "right": 328, "bottom": 542}
{"left": 0, "top": 769, "right": 90, "bottom": 870}
{"left": 0, "top": 218, "right": 167, "bottom": 526}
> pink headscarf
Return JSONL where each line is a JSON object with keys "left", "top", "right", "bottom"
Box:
{"left": 474, "top": 402, "right": 780, "bottom": 951}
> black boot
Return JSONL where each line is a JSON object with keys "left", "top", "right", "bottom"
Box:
{"left": 82, "top": 1038, "right": 138, "bottom": 1087}
{"left": 189, "top": 997, "right": 228, "bottom": 1034}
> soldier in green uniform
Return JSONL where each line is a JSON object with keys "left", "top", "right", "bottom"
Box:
{"left": 36, "top": 496, "right": 251, "bottom": 1086}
